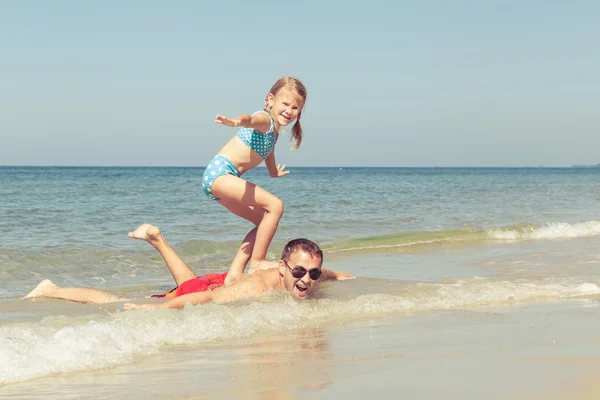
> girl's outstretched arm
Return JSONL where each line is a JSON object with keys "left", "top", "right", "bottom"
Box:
{"left": 215, "top": 113, "right": 271, "bottom": 133}
{"left": 265, "top": 152, "right": 289, "bottom": 177}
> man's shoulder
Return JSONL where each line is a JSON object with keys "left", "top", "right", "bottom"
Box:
{"left": 252, "top": 268, "right": 280, "bottom": 290}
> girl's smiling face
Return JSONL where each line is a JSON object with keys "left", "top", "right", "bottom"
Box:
{"left": 267, "top": 89, "right": 303, "bottom": 127}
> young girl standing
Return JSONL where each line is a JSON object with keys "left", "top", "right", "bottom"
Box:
{"left": 203, "top": 77, "right": 307, "bottom": 285}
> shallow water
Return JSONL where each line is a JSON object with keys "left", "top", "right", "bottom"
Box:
{"left": 2, "top": 167, "right": 600, "bottom": 397}
{"left": 2, "top": 300, "right": 599, "bottom": 399}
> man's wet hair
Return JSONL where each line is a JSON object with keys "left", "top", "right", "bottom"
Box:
{"left": 281, "top": 238, "right": 323, "bottom": 266}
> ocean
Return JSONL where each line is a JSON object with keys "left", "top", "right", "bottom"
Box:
{"left": 1, "top": 166, "right": 600, "bottom": 399}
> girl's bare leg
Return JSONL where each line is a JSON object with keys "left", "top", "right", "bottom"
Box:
{"left": 128, "top": 224, "right": 196, "bottom": 286}
{"left": 24, "top": 280, "right": 128, "bottom": 304}
{"left": 213, "top": 176, "right": 283, "bottom": 274}
{"left": 217, "top": 198, "right": 269, "bottom": 284}
{"left": 224, "top": 228, "right": 259, "bottom": 285}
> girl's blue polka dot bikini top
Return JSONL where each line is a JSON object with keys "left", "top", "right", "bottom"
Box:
{"left": 236, "top": 111, "right": 278, "bottom": 159}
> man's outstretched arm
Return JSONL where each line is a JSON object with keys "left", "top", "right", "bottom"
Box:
{"left": 124, "top": 275, "right": 270, "bottom": 310}
{"left": 321, "top": 268, "right": 356, "bottom": 281}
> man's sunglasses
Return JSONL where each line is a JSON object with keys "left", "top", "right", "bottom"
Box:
{"left": 283, "top": 260, "right": 322, "bottom": 280}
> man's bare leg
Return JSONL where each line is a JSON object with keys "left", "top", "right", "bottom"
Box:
{"left": 23, "top": 280, "right": 128, "bottom": 303}
{"left": 128, "top": 224, "right": 196, "bottom": 286}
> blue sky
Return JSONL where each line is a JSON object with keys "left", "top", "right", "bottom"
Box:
{"left": 1, "top": 0, "right": 598, "bottom": 167}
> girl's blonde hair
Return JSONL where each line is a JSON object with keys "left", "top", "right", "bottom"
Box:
{"left": 264, "top": 77, "right": 307, "bottom": 149}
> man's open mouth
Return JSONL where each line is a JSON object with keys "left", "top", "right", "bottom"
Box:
{"left": 295, "top": 283, "right": 308, "bottom": 292}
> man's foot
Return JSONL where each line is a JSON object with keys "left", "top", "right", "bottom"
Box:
{"left": 128, "top": 224, "right": 162, "bottom": 243}
{"left": 23, "top": 279, "right": 57, "bottom": 299}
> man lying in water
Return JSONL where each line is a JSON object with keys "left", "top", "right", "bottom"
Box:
{"left": 24, "top": 224, "right": 355, "bottom": 310}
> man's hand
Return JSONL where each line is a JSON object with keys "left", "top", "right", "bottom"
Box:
{"left": 124, "top": 303, "right": 163, "bottom": 310}
{"left": 321, "top": 269, "right": 356, "bottom": 281}
{"left": 332, "top": 271, "right": 356, "bottom": 280}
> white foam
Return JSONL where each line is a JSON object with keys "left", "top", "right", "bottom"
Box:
{"left": 488, "top": 221, "right": 600, "bottom": 240}
{"left": 0, "top": 297, "right": 337, "bottom": 385}
{"left": 2, "top": 279, "right": 599, "bottom": 385}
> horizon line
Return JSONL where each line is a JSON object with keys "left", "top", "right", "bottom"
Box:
{"left": 1, "top": 165, "right": 595, "bottom": 169}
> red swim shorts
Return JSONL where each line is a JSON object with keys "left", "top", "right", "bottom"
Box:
{"left": 151, "top": 272, "right": 228, "bottom": 298}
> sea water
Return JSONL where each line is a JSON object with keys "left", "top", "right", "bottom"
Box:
{"left": 1, "top": 166, "right": 600, "bottom": 396}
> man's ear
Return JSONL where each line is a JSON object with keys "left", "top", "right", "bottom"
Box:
{"left": 278, "top": 260, "right": 285, "bottom": 276}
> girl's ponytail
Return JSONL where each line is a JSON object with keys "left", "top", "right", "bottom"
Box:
{"left": 290, "top": 111, "right": 303, "bottom": 149}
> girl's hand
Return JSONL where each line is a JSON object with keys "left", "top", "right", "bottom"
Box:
{"left": 124, "top": 303, "right": 162, "bottom": 310}
{"left": 215, "top": 114, "right": 242, "bottom": 127}
{"left": 273, "top": 164, "right": 289, "bottom": 177}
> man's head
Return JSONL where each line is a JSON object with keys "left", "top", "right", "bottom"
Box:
{"left": 279, "top": 238, "right": 323, "bottom": 300}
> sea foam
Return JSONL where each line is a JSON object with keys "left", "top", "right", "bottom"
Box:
{"left": 488, "top": 221, "right": 600, "bottom": 240}
{"left": 2, "top": 278, "right": 598, "bottom": 385}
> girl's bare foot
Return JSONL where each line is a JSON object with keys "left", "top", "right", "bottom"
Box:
{"left": 127, "top": 224, "right": 161, "bottom": 243}
{"left": 23, "top": 279, "right": 58, "bottom": 299}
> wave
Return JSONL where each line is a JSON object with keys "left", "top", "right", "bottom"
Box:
{"left": 324, "top": 220, "right": 600, "bottom": 255}
{"left": 487, "top": 221, "right": 600, "bottom": 240}
{"left": 3, "top": 221, "right": 600, "bottom": 275}
{"left": 1, "top": 276, "right": 599, "bottom": 385}
{"left": 324, "top": 228, "right": 487, "bottom": 254}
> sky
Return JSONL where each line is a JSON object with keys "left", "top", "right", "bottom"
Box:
{"left": 1, "top": 0, "right": 599, "bottom": 167}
